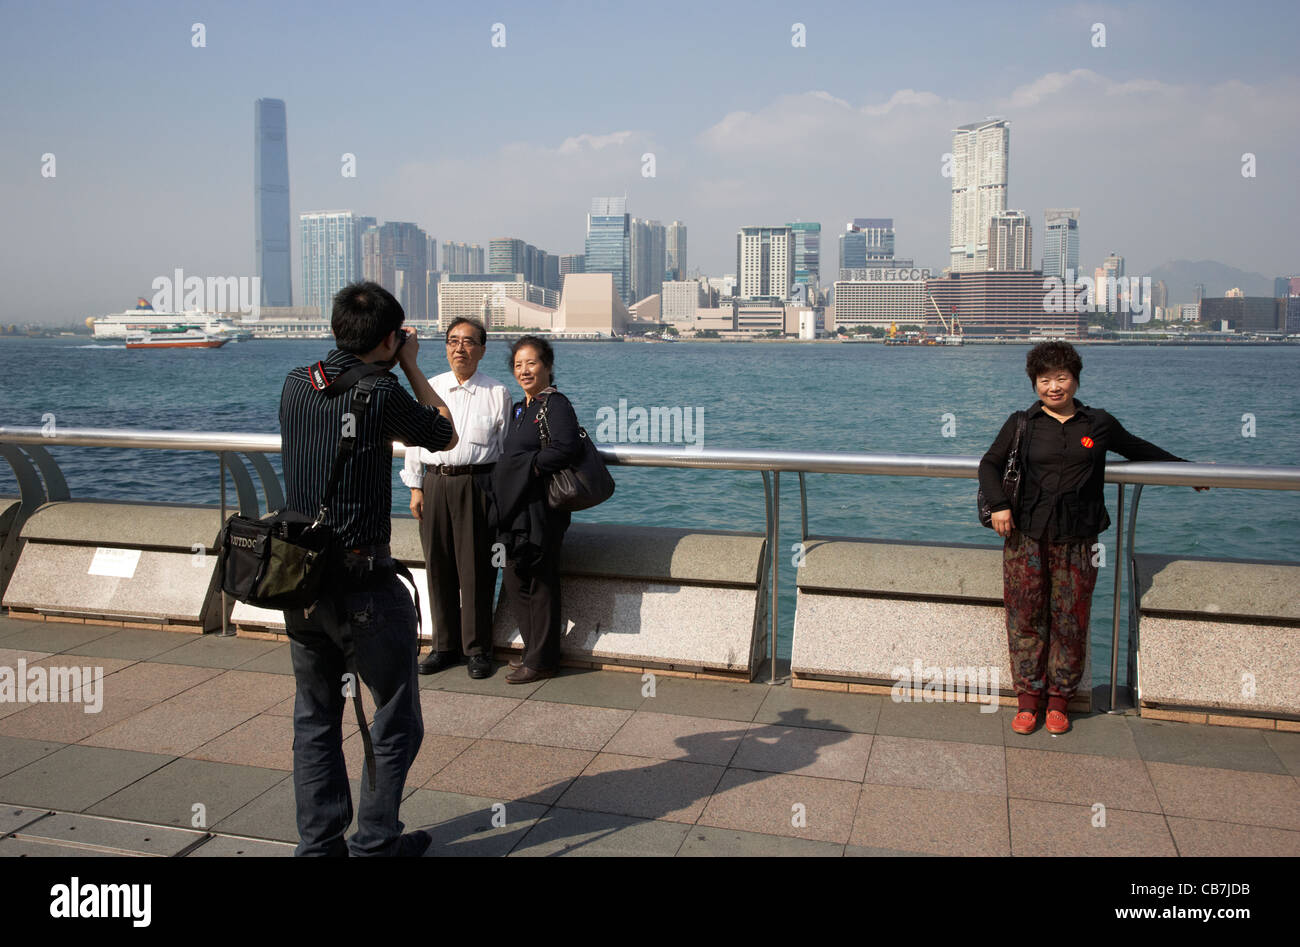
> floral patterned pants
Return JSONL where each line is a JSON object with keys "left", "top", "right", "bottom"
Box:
{"left": 1003, "top": 530, "right": 1098, "bottom": 703}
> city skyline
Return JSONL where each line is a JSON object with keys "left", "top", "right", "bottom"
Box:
{"left": 3, "top": 0, "right": 1298, "bottom": 322}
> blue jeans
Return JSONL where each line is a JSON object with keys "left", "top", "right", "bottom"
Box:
{"left": 284, "top": 569, "right": 423, "bottom": 856}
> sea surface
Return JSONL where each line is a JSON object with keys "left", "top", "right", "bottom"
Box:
{"left": 2, "top": 337, "right": 1298, "bottom": 686}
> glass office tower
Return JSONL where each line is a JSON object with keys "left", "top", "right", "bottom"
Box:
{"left": 586, "top": 197, "right": 631, "bottom": 305}
{"left": 254, "top": 98, "right": 292, "bottom": 307}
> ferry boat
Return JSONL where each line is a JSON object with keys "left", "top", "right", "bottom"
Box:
{"left": 88, "top": 299, "right": 240, "bottom": 341}
{"left": 124, "top": 326, "right": 229, "bottom": 349}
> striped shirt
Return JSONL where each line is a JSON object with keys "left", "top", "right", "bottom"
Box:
{"left": 280, "top": 349, "right": 453, "bottom": 547}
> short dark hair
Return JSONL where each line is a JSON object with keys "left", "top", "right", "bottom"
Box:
{"left": 446, "top": 317, "right": 487, "bottom": 347}
{"left": 1026, "top": 341, "right": 1082, "bottom": 384}
{"left": 331, "top": 281, "right": 404, "bottom": 354}
{"left": 508, "top": 335, "right": 556, "bottom": 385}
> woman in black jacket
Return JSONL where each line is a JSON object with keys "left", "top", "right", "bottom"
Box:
{"left": 979, "top": 341, "right": 1202, "bottom": 735}
{"left": 493, "top": 336, "right": 582, "bottom": 683}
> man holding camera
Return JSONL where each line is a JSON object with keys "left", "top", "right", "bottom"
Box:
{"left": 279, "top": 282, "right": 456, "bottom": 857}
{"left": 403, "top": 317, "right": 510, "bottom": 679}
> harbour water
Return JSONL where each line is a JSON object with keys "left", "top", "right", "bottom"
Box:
{"left": 2, "top": 336, "right": 1298, "bottom": 685}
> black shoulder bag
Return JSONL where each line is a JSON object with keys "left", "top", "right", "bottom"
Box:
{"left": 537, "top": 392, "right": 616, "bottom": 512}
{"left": 978, "top": 410, "right": 1029, "bottom": 528}
{"left": 219, "top": 361, "right": 385, "bottom": 609}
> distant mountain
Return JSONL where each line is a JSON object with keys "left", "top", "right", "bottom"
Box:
{"left": 1145, "top": 260, "right": 1276, "bottom": 305}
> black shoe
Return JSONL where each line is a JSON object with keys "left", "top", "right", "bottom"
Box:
{"left": 467, "top": 655, "right": 492, "bottom": 679}
{"left": 418, "top": 650, "right": 460, "bottom": 675}
{"left": 390, "top": 829, "right": 433, "bottom": 857}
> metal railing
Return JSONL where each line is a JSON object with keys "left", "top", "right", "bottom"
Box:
{"left": 3, "top": 425, "right": 1299, "bottom": 700}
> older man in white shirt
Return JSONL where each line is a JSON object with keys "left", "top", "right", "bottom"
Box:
{"left": 402, "top": 317, "right": 510, "bottom": 679}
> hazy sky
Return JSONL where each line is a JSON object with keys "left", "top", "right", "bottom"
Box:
{"left": 2, "top": 0, "right": 1297, "bottom": 322}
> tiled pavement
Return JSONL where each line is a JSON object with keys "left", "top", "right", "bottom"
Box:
{"left": 1, "top": 614, "right": 1298, "bottom": 857}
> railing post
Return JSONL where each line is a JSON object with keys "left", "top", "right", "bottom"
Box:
{"left": 770, "top": 471, "right": 780, "bottom": 684}
{"left": 219, "top": 452, "right": 230, "bottom": 637}
{"left": 1107, "top": 483, "right": 1125, "bottom": 713}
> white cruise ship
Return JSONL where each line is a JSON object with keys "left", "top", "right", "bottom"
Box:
{"left": 87, "top": 300, "right": 240, "bottom": 340}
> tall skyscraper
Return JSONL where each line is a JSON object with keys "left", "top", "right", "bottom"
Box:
{"left": 630, "top": 218, "right": 666, "bottom": 304}
{"left": 736, "top": 226, "right": 795, "bottom": 301}
{"left": 666, "top": 221, "right": 688, "bottom": 280}
{"left": 559, "top": 255, "right": 585, "bottom": 276}
{"left": 788, "top": 222, "right": 821, "bottom": 290}
{"left": 442, "top": 242, "right": 485, "bottom": 275}
{"left": 490, "top": 238, "right": 528, "bottom": 276}
{"left": 254, "top": 98, "right": 292, "bottom": 307}
{"left": 986, "top": 210, "right": 1032, "bottom": 271}
{"left": 300, "top": 211, "right": 366, "bottom": 316}
{"left": 838, "top": 219, "right": 897, "bottom": 276}
{"left": 1043, "top": 209, "right": 1080, "bottom": 280}
{"left": 363, "top": 221, "right": 430, "bottom": 320}
{"left": 949, "top": 119, "right": 1010, "bottom": 272}
{"left": 586, "top": 197, "right": 632, "bottom": 304}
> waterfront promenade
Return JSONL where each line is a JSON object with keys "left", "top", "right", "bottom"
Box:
{"left": 1, "top": 612, "right": 1297, "bottom": 857}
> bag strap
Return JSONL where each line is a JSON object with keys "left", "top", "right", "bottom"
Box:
{"left": 309, "top": 364, "right": 386, "bottom": 527}
{"left": 536, "top": 392, "right": 552, "bottom": 448}
{"left": 1005, "top": 410, "right": 1028, "bottom": 475}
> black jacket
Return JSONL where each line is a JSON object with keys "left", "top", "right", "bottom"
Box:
{"left": 488, "top": 389, "right": 581, "bottom": 568}
{"left": 979, "top": 400, "right": 1186, "bottom": 542}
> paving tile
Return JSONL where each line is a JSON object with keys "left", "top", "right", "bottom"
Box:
{"left": 678, "top": 826, "right": 845, "bottom": 857}
{"left": 418, "top": 689, "right": 521, "bottom": 739}
{"left": 187, "top": 713, "right": 296, "bottom": 771}
{"left": 210, "top": 779, "right": 298, "bottom": 843}
{"left": 755, "top": 686, "right": 882, "bottom": 733}
{"left": 60, "top": 627, "right": 192, "bottom": 662}
{"left": 1167, "top": 816, "right": 1300, "bottom": 857}
{"left": 146, "top": 634, "right": 281, "bottom": 670}
{"left": 875, "top": 698, "right": 1006, "bottom": 746}
{"left": 94, "top": 661, "right": 225, "bottom": 704}
{"left": 162, "top": 669, "right": 297, "bottom": 715}
{"left": 698, "top": 768, "right": 862, "bottom": 843}
{"left": 1146, "top": 762, "right": 1300, "bottom": 830}
{"left": 14, "top": 811, "right": 207, "bottom": 856}
{"left": 0, "top": 744, "right": 173, "bottom": 811}
{"left": 187, "top": 835, "right": 295, "bottom": 857}
{"left": 24, "top": 655, "right": 135, "bottom": 702}
{"left": 843, "top": 845, "right": 938, "bottom": 857}
{"left": 1005, "top": 747, "right": 1161, "bottom": 812}
{"left": 1262, "top": 730, "right": 1300, "bottom": 778}
{"left": 1009, "top": 798, "right": 1177, "bottom": 856}
{"left": 603, "top": 711, "right": 748, "bottom": 766}
{"left": 0, "top": 837, "right": 119, "bottom": 856}
{"left": 850, "top": 783, "right": 1010, "bottom": 856}
{"left": 395, "top": 789, "right": 548, "bottom": 857}
{"left": 557, "top": 752, "right": 725, "bottom": 823}
{"left": 265, "top": 694, "right": 297, "bottom": 717}
{"left": 732, "top": 723, "right": 873, "bottom": 782}
{"left": 0, "top": 623, "right": 121, "bottom": 655}
{"left": 529, "top": 668, "right": 647, "bottom": 710}
{"left": 343, "top": 731, "right": 471, "bottom": 789}
{"left": 0, "top": 735, "right": 65, "bottom": 778}
{"left": 484, "top": 700, "right": 631, "bottom": 751}
{"left": 79, "top": 702, "right": 256, "bottom": 756}
{"left": 510, "top": 807, "right": 690, "bottom": 857}
{"left": 420, "top": 659, "right": 546, "bottom": 698}
{"left": 1127, "top": 717, "right": 1288, "bottom": 773}
{"left": 864, "top": 735, "right": 1006, "bottom": 796}
{"left": 0, "top": 616, "right": 42, "bottom": 640}
{"left": 0, "top": 646, "right": 53, "bottom": 665}
{"left": 640, "top": 676, "right": 766, "bottom": 722}
{"left": 0, "top": 695, "right": 155, "bottom": 744}
{"left": 233, "top": 644, "right": 293, "bottom": 675}
{"left": 1002, "top": 710, "right": 1143, "bottom": 758}
{"left": 88, "top": 757, "right": 288, "bottom": 829}
{"left": 424, "top": 739, "right": 593, "bottom": 805}
{"left": 0, "top": 803, "right": 50, "bottom": 836}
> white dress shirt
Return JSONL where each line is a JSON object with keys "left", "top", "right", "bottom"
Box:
{"left": 400, "top": 370, "right": 511, "bottom": 488}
